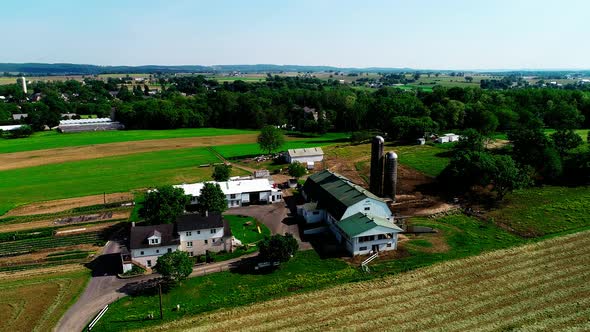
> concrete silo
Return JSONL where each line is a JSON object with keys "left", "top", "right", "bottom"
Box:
{"left": 383, "top": 151, "right": 398, "bottom": 201}
{"left": 369, "top": 136, "right": 385, "bottom": 196}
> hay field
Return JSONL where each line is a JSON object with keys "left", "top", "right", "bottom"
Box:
{"left": 149, "top": 230, "right": 590, "bottom": 332}
{"left": 0, "top": 265, "right": 89, "bottom": 332}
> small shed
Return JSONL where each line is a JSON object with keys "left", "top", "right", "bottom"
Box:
{"left": 436, "top": 133, "right": 461, "bottom": 143}
{"left": 286, "top": 147, "right": 324, "bottom": 164}
{"left": 417, "top": 138, "right": 426, "bottom": 145}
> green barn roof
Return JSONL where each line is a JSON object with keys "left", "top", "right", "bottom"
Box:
{"left": 337, "top": 212, "right": 402, "bottom": 238}
{"left": 303, "top": 170, "right": 384, "bottom": 220}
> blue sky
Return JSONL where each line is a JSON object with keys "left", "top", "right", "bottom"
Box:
{"left": 2, "top": 0, "right": 589, "bottom": 69}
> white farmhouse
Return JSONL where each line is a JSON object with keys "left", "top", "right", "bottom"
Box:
{"left": 125, "top": 213, "right": 232, "bottom": 272}
{"left": 298, "top": 170, "right": 402, "bottom": 256}
{"left": 175, "top": 178, "right": 282, "bottom": 208}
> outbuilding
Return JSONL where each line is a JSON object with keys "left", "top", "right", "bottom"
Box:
{"left": 286, "top": 147, "right": 324, "bottom": 165}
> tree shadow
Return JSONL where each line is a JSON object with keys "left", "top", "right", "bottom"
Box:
{"left": 85, "top": 253, "right": 123, "bottom": 277}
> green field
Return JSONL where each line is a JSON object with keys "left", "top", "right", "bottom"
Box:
{"left": 393, "top": 144, "right": 451, "bottom": 177}
{"left": 487, "top": 185, "right": 590, "bottom": 237}
{"left": 0, "top": 128, "right": 255, "bottom": 154}
{"left": 0, "top": 147, "right": 228, "bottom": 216}
{"left": 225, "top": 215, "right": 270, "bottom": 244}
{"left": 0, "top": 266, "right": 90, "bottom": 332}
{"left": 214, "top": 132, "right": 349, "bottom": 159}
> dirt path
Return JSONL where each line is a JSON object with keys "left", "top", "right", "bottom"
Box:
{"left": 3, "top": 193, "right": 133, "bottom": 217}
{"left": 0, "top": 211, "right": 130, "bottom": 233}
{"left": 0, "top": 134, "right": 260, "bottom": 171}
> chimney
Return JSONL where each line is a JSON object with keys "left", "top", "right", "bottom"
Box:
{"left": 369, "top": 136, "right": 385, "bottom": 196}
{"left": 383, "top": 151, "right": 398, "bottom": 201}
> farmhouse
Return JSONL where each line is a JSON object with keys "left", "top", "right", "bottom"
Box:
{"left": 58, "top": 118, "right": 124, "bottom": 133}
{"left": 298, "top": 170, "right": 402, "bottom": 255}
{"left": 435, "top": 133, "right": 461, "bottom": 143}
{"left": 175, "top": 178, "right": 283, "bottom": 208}
{"left": 286, "top": 147, "right": 324, "bottom": 169}
{"left": 125, "top": 213, "right": 232, "bottom": 271}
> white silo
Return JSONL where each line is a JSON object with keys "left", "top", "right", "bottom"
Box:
{"left": 20, "top": 77, "right": 27, "bottom": 94}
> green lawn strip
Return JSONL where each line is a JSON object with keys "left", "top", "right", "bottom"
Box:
{"left": 213, "top": 133, "right": 350, "bottom": 159}
{"left": 371, "top": 214, "right": 525, "bottom": 274}
{"left": 0, "top": 128, "right": 255, "bottom": 154}
{"left": 0, "top": 147, "right": 222, "bottom": 216}
{"left": 487, "top": 185, "right": 590, "bottom": 237}
{"left": 91, "top": 250, "right": 363, "bottom": 332}
{"left": 392, "top": 144, "right": 451, "bottom": 177}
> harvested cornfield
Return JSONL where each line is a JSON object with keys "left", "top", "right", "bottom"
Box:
{"left": 151, "top": 230, "right": 590, "bottom": 332}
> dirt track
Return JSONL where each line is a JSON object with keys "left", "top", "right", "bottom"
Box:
{"left": 0, "top": 134, "right": 259, "bottom": 171}
{"left": 3, "top": 192, "right": 133, "bottom": 217}
{"left": 0, "top": 211, "right": 130, "bottom": 233}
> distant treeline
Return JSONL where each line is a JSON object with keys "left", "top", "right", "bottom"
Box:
{"left": 1, "top": 75, "right": 589, "bottom": 141}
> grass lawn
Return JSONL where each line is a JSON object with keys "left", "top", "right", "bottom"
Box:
{"left": 0, "top": 147, "right": 246, "bottom": 216}
{"left": 214, "top": 132, "right": 350, "bottom": 159}
{"left": 0, "top": 128, "right": 255, "bottom": 154}
{"left": 225, "top": 215, "right": 270, "bottom": 244}
{"left": 487, "top": 185, "right": 590, "bottom": 237}
{"left": 0, "top": 266, "right": 90, "bottom": 332}
{"left": 392, "top": 144, "right": 451, "bottom": 177}
{"left": 90, "top": 250, "right": 361, "bottom": 332}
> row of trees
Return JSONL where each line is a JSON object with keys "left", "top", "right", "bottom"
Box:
{"left": 2, "top": 75, "right": 589, "bottom": 139}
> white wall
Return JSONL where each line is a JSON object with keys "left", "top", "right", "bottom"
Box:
{"left": 289, "top": 155, "right": 324, "bottom": 164}
{"left": 342, "top": 199, "right": 393, "bottom": 221}
{"left": 298, "top": 208, "right": 325, "bottom": 224}
{"left": 352, "top": 233, "right": 398, "bottom": 255}
{"left": 131, "top": 245, "right": 178, "bottom": 268}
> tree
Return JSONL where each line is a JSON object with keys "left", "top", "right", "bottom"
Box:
{"left": 140, "top": 185, "right": 190, "bottom": 224}
{"left": 257, "top": 125, "right": 285, "bottom": 154}
{"left": 258, "top": 233, "right": 299, "bottom": 263}
{"left": 489, "top": 155, "right": 531, "bottom": 200}
{"left": 288, "top": 162, "right": 307, "bottom": 178}
{"left": 155, "top": 251, "right": 193, "bottom": 283}
{"left": 197, "top": 183, "right": 227, "bottom": 214}
{"left": 551, "top": 129, "right": 583, "bottom": 156}
{"left": 454, "top": 128, "right": 485, "bottom": 153}
{"left": 8, "top": 125, "right": 33, "bottom": 138}
{"left": 212, "top": 164, "right": 232, "bottom": 182}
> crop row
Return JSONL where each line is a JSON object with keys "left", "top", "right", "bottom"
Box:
{"left": 0, "top": 232, "right": 104, "bottom": 257}
{"left": 151, "top": 230, "right": 590, "bottom": 332}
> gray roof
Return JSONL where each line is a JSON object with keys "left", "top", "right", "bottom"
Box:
{"left": 12, "top": 113, "right": 28, "bottom": 120}
{"left": 288, "top": 147, "right": 324, "bottom": 158}
{"left": 129, "top": 224, "right": 179, "bottom": 249}
{"left": 176, "top": 213, "right": 224, "bottom": 232}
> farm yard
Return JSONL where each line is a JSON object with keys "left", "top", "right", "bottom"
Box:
{"left": 0, "top": 265, "right": 89, "bottom": 332}
{"left": 142, "top": 230, "right": 590, "bottom": 332}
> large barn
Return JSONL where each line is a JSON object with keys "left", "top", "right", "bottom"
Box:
{"left": 58, "top": 118, "right": 124, "bottom": 133}
{"left": 286, "top": 147, "right": 324, "bottom": 169}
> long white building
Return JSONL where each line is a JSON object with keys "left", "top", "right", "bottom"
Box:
{"left": 175, "top": 178, "right": 283, "bottom": 208}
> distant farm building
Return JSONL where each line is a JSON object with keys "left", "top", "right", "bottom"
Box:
{"left": 286, "top": 147, "right": 324, "bottom": 169}
{"left": 0, "top": 125, "right": 26, "bottom": 131}
{"left": 436, "top": 133, "right": 461, "bottom": 143}
{"left": 58, "top": 118, "right": 124, "bottom": 133}
{"left": 12, "top": 113, "right": 28, "bottom": 121}
{"left": 175, "top": 178, "right": 282, "bottom": 208}
{"left": 298, "top": 170, "right": 402, "bottom": 256}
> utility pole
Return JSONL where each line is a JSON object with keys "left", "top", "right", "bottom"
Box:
{"left": 103, "top": 192, "right": 106, "bottom": 205}
{"left": 159, "top": 283, "right": 163, "bottom": 319}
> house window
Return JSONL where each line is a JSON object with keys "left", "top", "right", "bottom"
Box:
{"left": 204, "top": 239, "right": 208, "bottom": 244}
{"left": 150, "top": 238, "right": 159, "bottom": 245}
{"left": 211, "top": 229, "right": 216, "bottom": 234}
{"left": 387, "top": 243, "right": 392, "bottom": 247}
{"left": 197, "top": 230, "right": 201, "bottom": 234}
{"left": 187, "top": 241, "right": 193, "bottom": 248}
{"left": 359, "top": 246, "right": 367, "bottom": 251}
{"left": 359, "top": 235, "right": 374, "bottom": 243}
{"left": 140, "top": 251, "right": 144, "bottom": 255}
{"left": 167, "top": 248, "right": 172, "bottom": 253}
{"left": 147, "top": 260, "right": 152, "bottom": 267}
{"left": 186, "top": 231, "right": 192, "bottom": 236}
{"left": 364, "top": 207, "right": 370, "bottom": 211}
{"left": 189, "top": 251, "right": 194, "bottom": 257}
{"left": 230, "top": 194, "right": 236, "bottom": 199}
{"left": 378, "top": 234, "right": 388, "bottom": 240}
{"left": 156, "top": 249, "right": 159, "bottom": 254}
{"left": 212, "top": 238, "right": 215, "bottom": 243}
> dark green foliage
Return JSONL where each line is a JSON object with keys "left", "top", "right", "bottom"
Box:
{"left": 389, "top": 116, "right": 438, "bottom": 142}
{"left": 140, "top": 185, "right": 190, "bottom": 224}
{"left": 155, "top": 251, "right": 194, "bottom": 283}
{"left": 454, "top": 128, "right": 485, "bottom": 152}
{"left": 257, "top": 126, "right": 285, "bottom": 154}
{"left": 288, "top": 162, "right": 307, "bottom": 178}
{"left": 551, "top": 129, "right": 584, "bottom": 156}
{"left": 212, "top": 164, "right": 232, "bottom": 182}
{"left": 489, "top": 155, "right": 532, "bottom": 200}
{"left": 258, "top": 233, "right": 299, "bottom": 263}
{"left": 197, "top": 183, "right": 227, "bottom": 214}
{"left": 7, "top": 125, "right": 33, "bottom": 138}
